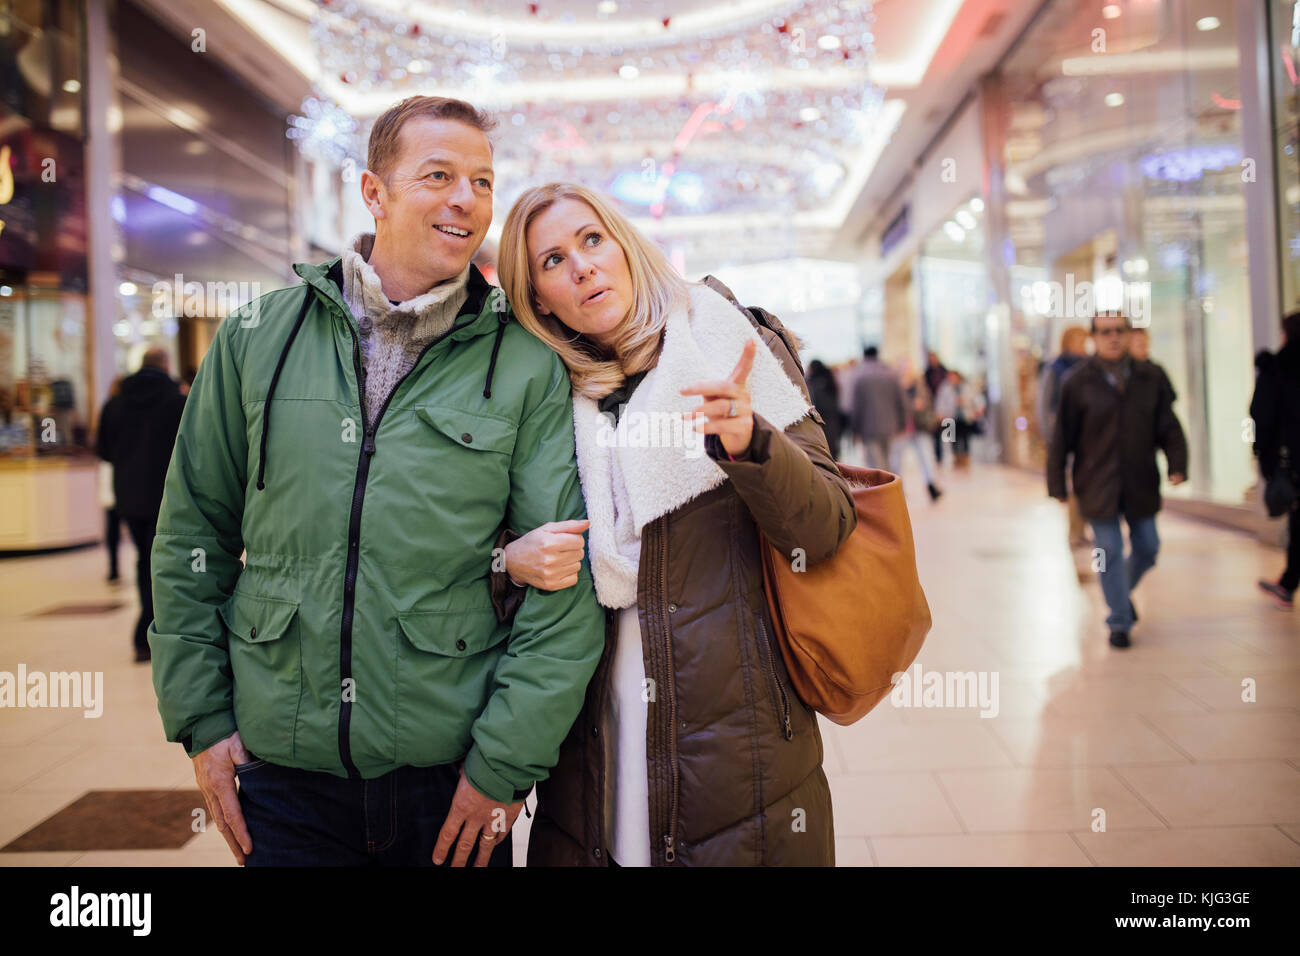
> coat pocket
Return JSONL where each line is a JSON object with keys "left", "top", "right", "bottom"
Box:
{"left": 416, "top": 406, "right": 517, "bottom": 456}
{"left": 218, "top": 592, "right": 302, "bottom": 760}
{"left": 393, "top": 606, "right": 509, "bottom": 765}
{"left": 755, "top": 611, "right": 793, "bottom": 741}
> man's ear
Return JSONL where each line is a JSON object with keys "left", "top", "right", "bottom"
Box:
{"left": 359, "top": 169, "right": 387, "bottom": 220}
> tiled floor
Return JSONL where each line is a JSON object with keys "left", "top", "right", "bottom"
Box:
{"left": 1, "top": 460, "right": 1296, "bottom": 866}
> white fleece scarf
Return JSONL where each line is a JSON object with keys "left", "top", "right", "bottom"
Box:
{"left": 573, "top": 283, "right": 812, "bottom": 609}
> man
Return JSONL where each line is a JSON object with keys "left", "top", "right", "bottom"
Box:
{"left": 1037, "top": 325, "right": 1089, "bottom": 547}
{"left": 1047, "top": 311, "right": 1188, "bottom": 648}
{"left": 95, "top": 347, "right": 185, "bottom": 662}
{"left": 1250, "top": 311, "right": 1300, "bottom": 610}
{"left": 149, "top": 96, "right": 604, "bottom": 866}
{"left": 849, "top": 345, "right": 906, "bottom": 470}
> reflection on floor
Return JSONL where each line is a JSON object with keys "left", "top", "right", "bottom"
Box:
{"left": 1, "top": 460, "right": 1296, "bottom": 866}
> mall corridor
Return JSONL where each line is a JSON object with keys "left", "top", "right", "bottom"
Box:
{"left": 1, "top": 462, "right": 1296, "bottom": 867}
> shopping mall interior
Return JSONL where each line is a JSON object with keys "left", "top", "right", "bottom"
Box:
{"left": 0, "top": 0, "right": 1297, "bottom": 871}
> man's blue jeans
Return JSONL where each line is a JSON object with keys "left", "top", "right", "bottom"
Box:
{"left": 1088, "top": 514, "right": 1159, "bottom": 633}
{"left": 235, "top": 756, "right": 515, "bottom": 867}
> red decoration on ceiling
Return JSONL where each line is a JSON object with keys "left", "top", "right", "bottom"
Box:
{"left": 662, "top": 17, "right": 671, "bottom": 28}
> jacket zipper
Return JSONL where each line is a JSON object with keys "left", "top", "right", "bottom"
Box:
{"left": 335, "top": 311, "right": 476, "bottom": 778}
{"left": 657, "top": 520, "right": 680, "bottom": 864}
{"left": 756, "top": 613, "right": 793, "bottom": 740}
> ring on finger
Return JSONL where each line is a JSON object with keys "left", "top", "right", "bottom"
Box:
{"left": 727, "top": 399, "right": 738, "bottom": 418}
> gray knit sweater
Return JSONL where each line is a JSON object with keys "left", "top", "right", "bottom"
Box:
{"left": 341, "top": 232, "right": 470, "bottom": 422}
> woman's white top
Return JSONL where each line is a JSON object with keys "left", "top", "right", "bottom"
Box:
{"left": 607, "top": 603, "right": 651, "bottom": 866}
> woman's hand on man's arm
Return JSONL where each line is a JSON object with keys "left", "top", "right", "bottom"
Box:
{"left": 503, "top": 518, "right": 590, "bottom": 591}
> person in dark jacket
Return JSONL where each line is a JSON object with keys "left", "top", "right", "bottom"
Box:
{"left": 1250, "top": 311, "right": 1300, "bottom": 610}
{"left": 924, "top": 350, "right": 949, "bottom": 463}
{"left": 1047, "top": 311, "right": 1188, "bottom": 648}
{"left": 95, "top": 347, "right": 186, "bottom": 661}
{"left": 496, "top": 182, "right": 855, "bottom": 866}
{"left": 806, "top": 359, "right": 844, "bottom": 460}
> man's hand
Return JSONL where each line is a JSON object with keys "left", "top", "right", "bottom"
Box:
{"left": 433, "top": 767, "right": 525, "bottom": 867}
{"left": 1169, "top": 472, "right": 1186, "bottom": 485}
{"left": 193, "top": 730, "right": 254, "bottom": 865}
{"left": 503, "top": 519, "right": 589, "bottom": 591}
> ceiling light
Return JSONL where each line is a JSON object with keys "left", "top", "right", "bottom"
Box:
{"left": 62, "top": 79, "right": 81, "bottom": 93}
{"left": 619, "top": 64, "right": 639, "bottom": 79}
{"left": 1105, "top": 92, "right": 1124, "bottom": 107}
{"left": 0, "top": 286, "right": 12, "bottom": 297}
{"left": 955, "top": 210, "right": 977, "bottom": 230}
{"left": 118, "top": 281, "right": 138, "bottom": 296}
{"left": 1101, "top": 4, "right": 1120, "bottom": 19}
{"left": 597, "top": 1, "right": 618, "bottom": 13}
{"left": 943, "top": 221, "right": 965, "bottom": 242}
{"left": 969, "top": 197, "right": 985, "bottom": 212}
{"left": 1196, "top": 17, "right": 1220, "bottom": 31}
{"left": 817, "top": 35, "right": 842, "bottom": 50}
{"left": 800, "top": 107, "right": 822, "bottom": 122}
{"left": 407, "top": 60, "right": 426, "bottom": 74}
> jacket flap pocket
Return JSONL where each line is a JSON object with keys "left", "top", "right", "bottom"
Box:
{"left": 397, "top": 606, "right": 507, "bottom": 657}
{"left": 417, "top": 406, "right": 516, "bottom": 455}
{"left": 219, "top": 592, "right": 300, "bottom": 644}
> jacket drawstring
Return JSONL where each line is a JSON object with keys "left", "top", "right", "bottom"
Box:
{"left": 256, "top": 287, "right": 313, "bottom": 491}
{"left": 482, "top": 313, "right": 508, "bottom": 399}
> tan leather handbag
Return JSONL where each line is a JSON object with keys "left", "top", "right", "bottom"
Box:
{"left": 760, "top": 465, "right": 931, "bottom": 725}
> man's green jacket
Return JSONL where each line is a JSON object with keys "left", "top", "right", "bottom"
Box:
{"left": 148, "top": 258, "right": 604, "bottom": 803}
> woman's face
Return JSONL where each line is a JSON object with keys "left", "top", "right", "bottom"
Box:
{"left": 526, "top": 198, "right": 634, "bottom": 348}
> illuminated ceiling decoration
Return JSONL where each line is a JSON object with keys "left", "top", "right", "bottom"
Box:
{"left": 287, "top": 0, "right": 882, "bottom": 264}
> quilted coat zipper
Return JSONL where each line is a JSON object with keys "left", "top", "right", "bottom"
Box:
{"left": 335, "top": 309, "right": 475, "bottom": 777}
{"left": 653, "top": 519, "right": 680, "bottom": 864}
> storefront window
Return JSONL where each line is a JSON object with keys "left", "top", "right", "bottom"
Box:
{"left": 989, "top": 0, "right": 1254, "bottom": 504}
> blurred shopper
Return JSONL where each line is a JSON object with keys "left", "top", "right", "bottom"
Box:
{"left": 1047, "top": 311, "right": 1189, "bottom": 648}
{"left": 94, "top": 349, "right": 185, "bottom": 662}
{"left": 934, "top": 369, "right": 981, "bottom": 469}
{"left": 849, "top": 345, "right": 906, "bottom": 470}
{"left": 924, "top": 349, "right": 949, "bottom": 463}
{"left": 806, "top": 359, "right": 846, "bottom": 460}
{"left": 1250, "top": 311, "right": 1300, "bottom": 610}
{"left": 497, "top": 182, "right": 854, "bottom": 866}
{"left": 148, "top": 96, "right": 603, "bottom": 867}
{"left": 1038, "top": 325, "right": 1089, "bottom": 546}
{"left": 898, "top": 359, "right": 942, "bottom": 501}
{"left": 99, "top": 376, "right": 124, "bottom": 584}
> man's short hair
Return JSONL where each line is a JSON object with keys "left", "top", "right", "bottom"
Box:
{"left": 367, "top": 96, "right": 498, "bottom": 184}
{"left": 864, "top": 346, "right": 879, "bottom": 360}
{"left": 1090, "top": 310, "right": 1131, "bottom": 333}
{"left": 141, "top": 346, "right": 169, "bottom": 370}
{"left": 1283, "top": 310, "right": 1300, "bottom": 343}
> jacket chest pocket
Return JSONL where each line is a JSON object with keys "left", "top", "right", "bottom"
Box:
{"left": 416, "top": 406, "right": 517, "bottom": 457}
{"left": 218, "top": 591, "right": 302, "bottom": 758}
{"left": 414, "top": 406, "right": 516, "bottom": 511}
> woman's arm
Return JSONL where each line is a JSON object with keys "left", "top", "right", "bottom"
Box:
{"left": 705, "top": 326, "right": 856, "bottom": 566}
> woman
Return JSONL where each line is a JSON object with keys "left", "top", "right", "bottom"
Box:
{"left": 805, "top": 359, "right": 844, "bottom": 460}
{"left": 495, "top": 183, "right": 855, "bottom": 866}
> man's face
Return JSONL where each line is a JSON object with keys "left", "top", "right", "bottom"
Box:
{"left": 1092, "top": 315, "right": 1129, "bottom": 361}
{"left": 366, "top": 118, "right": 494, "bottom": 282}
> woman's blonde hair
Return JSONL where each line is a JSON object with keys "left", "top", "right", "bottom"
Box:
{"left": 498, "top": 182, "right": 690, "bottom": 400}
